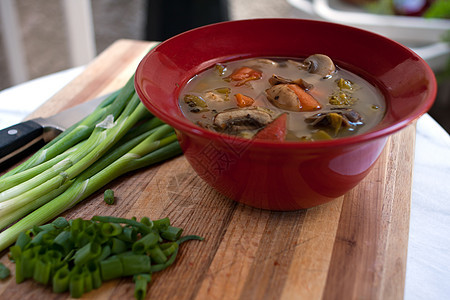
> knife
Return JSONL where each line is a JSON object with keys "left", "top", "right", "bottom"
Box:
{"left": 0, "top": 92, "right": 113, "bottom": 166}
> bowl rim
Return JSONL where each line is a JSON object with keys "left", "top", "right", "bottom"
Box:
{"left": 135, "top": 18, "right": 437, "bottom": 149}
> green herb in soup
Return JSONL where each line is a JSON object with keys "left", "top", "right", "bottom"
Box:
{"left": 179, "top": 54, "right": 385, "bottom": 141}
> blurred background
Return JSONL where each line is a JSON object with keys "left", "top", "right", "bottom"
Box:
{"left": 0, "top": 0, "right": 449, "bottom": 131}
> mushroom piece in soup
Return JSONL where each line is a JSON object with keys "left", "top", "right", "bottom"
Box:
{"left": 179, "top": 55, "right": 385, "bottom": 141}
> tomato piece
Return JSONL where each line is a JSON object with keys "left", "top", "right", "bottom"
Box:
{"left": 254, "top": 113, "right": 287, "bottom": 141}
{"left": 229, "top": 67, "right": 262, "bottom": 86}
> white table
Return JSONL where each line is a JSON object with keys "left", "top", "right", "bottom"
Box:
{"left": 0, "top": 67, "right": 449, "bottom": 300}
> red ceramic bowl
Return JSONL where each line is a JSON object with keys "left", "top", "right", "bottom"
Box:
{"left": 135, "top": 19, "right": 436, "bottom": 211}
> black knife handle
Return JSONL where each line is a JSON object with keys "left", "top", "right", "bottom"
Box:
{"left": 0, "top": 120, "right": 44, "bottom": 167}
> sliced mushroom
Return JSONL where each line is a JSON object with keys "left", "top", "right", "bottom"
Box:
{"left": 304, "top": 108, "right": 363, "bottom": 133}
{"left": 266, "top": 84, "right": 302, "bottom": 112}
{"left": 331, "top": 107, "right": 362, "bottom": 123}
{"left": 268, "top": 74, "right": 313, "bottom": 90}
{"left": 213, "top": 107, "right": 273, "bottom": 134}
{"left": 304, "top": 54, "right": 335, "bottom": 77}
{"left": 266, "top": 83, "right": 321, "bottom": 112}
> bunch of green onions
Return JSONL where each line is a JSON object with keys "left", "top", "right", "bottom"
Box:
{"left": 0, "top": 75, "right": 182, "bottom": 252}
{"left": 9, "top": 216, "right": 203, "bottom": 299}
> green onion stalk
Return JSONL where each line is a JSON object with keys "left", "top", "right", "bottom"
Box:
{"left": 0, "top": 95, "right": 147, "bottom": 212}
{"left": 2, "top": 89, "right": 120, "bottom": 179}
{"left": 0, "top": 76, "right": 182, "bottom": 252}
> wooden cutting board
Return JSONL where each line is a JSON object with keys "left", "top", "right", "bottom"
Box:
{"left": 0, "top": 39, "right": 414, "bottom": 300}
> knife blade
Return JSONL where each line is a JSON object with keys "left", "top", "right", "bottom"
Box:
{"left": 0, "top": 92, "right": 114, "bottom": 166}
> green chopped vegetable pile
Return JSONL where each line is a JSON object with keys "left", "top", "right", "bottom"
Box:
{"left": 0, "top": 262, "right": 10, "bottom": 279}
{"left": 8, "top": 216, "right": 203, "bottom": 299}
{"left": 0, "top": 74, "right": 183, "bottom": 252}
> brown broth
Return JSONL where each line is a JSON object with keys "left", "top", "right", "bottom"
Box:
{"left": 179, "top": 57, "right": 385, "bottom": 141}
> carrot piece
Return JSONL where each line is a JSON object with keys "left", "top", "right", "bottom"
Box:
{"left": 287, "top": 84, "right": 321, "bottom": 111}
{"left": 254, "top": 113, "right": 287, "bottom": 141}
{"left": 229, "top": 67, "right": 262, "bottom": 86}
{"left": 235, "top": 93, "right": 255, "bottom": 107}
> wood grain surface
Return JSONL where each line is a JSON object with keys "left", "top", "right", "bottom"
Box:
{"left": 0, "top": 40, "right": 414, "bottom": 300}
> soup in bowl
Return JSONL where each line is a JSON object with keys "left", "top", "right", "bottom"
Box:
{"left": 135, "top": 19, "right": 436, "bottom": 211}
{"left": 179, "top": 55, "right": 386, "bottom": 141}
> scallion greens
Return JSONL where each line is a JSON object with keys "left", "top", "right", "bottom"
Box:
{"left": 8, "top": 215, "right": 203, "bottom": 298}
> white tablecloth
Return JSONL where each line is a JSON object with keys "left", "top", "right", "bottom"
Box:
{"left": 0, "top": 68, "right": 449, "bottom": 300}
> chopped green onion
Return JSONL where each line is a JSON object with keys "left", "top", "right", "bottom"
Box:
{"left": 87, "top": 261, "right": 102, "bottom": 289}
{"left": 82, "top": 267, "right": 94, "bottom": 293}
{"left": 100, "top": 257, "right": 123, "bottom": 281}
{"left": 73, "top": 242, "right": 101, "bottom": 265}
{"left": 151, "top": 247, "right": 179, "bottom": 273}
{"left": 92, "top": 216, "right": 151, "bottom": 234}
{"left": 98, "top": 245, "right": 111, "bottom": 261}
{"left": 7, "top": 214, "right": 203, "bottom": 299}
{"left": 69, "top": 272, "right": 84, "bottom": 298}
{"left": 38, "top": 223, "right": 56, "bottom": 232}
{"left": 0, "top": 262, "right": 10, "bottom": 279}
{"left": 104, "top": 189, "right": 115, "bottom": 205}
{"left": 161, "top": 226, "right": 183, "bottom": 241}
{"left": 177, "top": 234, "right": 205, "bottom": 245}
{"left": 52, "top": 217, "right": 69, "bottom": 229}
{"left": 9, "top": 245, "right": 21, "bottom": 261}
{"left": 149, "top": 245, "right": 167, "bottom": 264}
{"left": 15, "top": 231, "right": 31, "bottom": 250}
{"left": 46, "top": 250, "right": 62, "bottom": 264}
{"left": 14, "top": 257, "right": 25, "bottom": 283}
{"left": 161, "top": 242, "right": 179, "bottom": 257}
{"left": 120, "top": 254, "right": 151, "bottom": 276}
{"left": 101, "top": 222, "right": 122, "bottom": 237}
{"left": 52, "top": 266, "right": 70, "bottom": 293}
{"left": 140, "top": 216, "right": 153, "bottom": 227}
{"left": 22, "top": 248, "right": 38, "bottom": 279}
{"left": 117, "top": 226, "right": 137, "bottom": 243}
{"left": 111, "top": 238, "right": 128, "bottom": 254}
{"left": 152, "top": 217, "right": 170, "bottom": 231}
{"left": 33, "top": 257, "right": 51, "bottom": 285}
{"left": 75, "top": 230, "right": 95, "bottom": 248}
{"left": 133, "top": 274, "right": 151, "bottom": 300}
{"left": 53, "top": 230, "right": 73, "bottom": 254}
{"left": 132, "top": 232, "right": 159, "bottom": 254}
